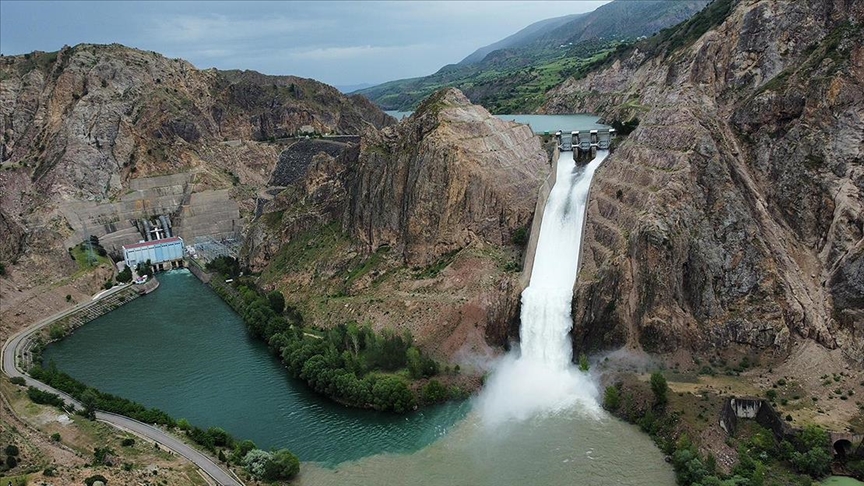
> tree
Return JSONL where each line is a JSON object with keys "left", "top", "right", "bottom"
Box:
{"left": 264, "top": 449, "right": 300, "bottom": 481}
{"left": 423, "top": 379, "right": 449, "bottom": 403}
{"left": 371, "top": 376, "right": 417, "bottom": 412}
{"left": 267, "top": 290, "right": 285, "bottom": 314}
{"left": 116, "top": 266, "right": 133, "bottom": 283}
{"left": 650, "top": 372, "right": 668, "bottom": 407}
{"left": 407, "top": 347, "right": 423, "bottom": 379}
{"left": 243, "top": 449, "right": 272, "bottom": 479}
{"left": 790, "top": 425, "right": 832, "bottom": 478}
{"left": 578, "top": 353, "right": 590, "bottom": 372}
{"left": 603, "top": 386, "right": 621, "bottom": 411}
{"left": 81, "top": 388, "right": 100, "bottom": 419}
{"left": 231, "top": 439, "right": 257, "bottom": 464}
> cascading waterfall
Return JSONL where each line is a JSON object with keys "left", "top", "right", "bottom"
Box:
{"left": 477, "top": 150, "right": 608, "bottom": 424}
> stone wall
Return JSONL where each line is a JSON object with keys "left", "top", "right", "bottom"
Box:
{"left": 719, "top": 397, "right": 796, "bottom": 441}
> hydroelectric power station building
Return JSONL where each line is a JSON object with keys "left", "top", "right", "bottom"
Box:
{"left": 122, "top": 237, "right": 185, "bottom": 271}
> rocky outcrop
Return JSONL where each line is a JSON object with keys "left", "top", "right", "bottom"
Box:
{"left": 345, "top": 88, "right": 548, "bottom": 265}
{"left": 245, "top": 88, "right": 548, "bottom": 358}
{"left": 0, "top": 43, "right": 391, "bottom": 281}
{"left": 543, "top": 0, "right": 864, "bottom": 359}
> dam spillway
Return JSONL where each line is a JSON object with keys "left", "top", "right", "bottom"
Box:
{"left": 478, "top": 149, "right": 608, "bottom": 424}
{"left": 522, "top": 150, "right": 608, "bottom": 365}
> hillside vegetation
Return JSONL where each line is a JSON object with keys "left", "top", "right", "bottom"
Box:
{"left": 355, "top": 0, "right": 709, "bottom": 113}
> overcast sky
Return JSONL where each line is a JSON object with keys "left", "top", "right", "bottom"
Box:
{"left": 0, "top": 1, "right": 609, "bottom": 89}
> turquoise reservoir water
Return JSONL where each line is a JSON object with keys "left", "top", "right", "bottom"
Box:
{"left": 42, "top": 270, "right": 467, "bottom": 464}
{"left": 43, "top": 270, "right": 674, "bottom": 483}
{"left": 385, "top": 111, "right": 607, "bottom": 134}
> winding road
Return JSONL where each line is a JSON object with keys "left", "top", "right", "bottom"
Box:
{"left": 0, "top": 284, "right": 243, "bottom": 486}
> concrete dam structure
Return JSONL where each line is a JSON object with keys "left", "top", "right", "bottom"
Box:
{"left": 555, "top": 129, "right": 615, "bottom": 160}
{"left": 60, "top": 173, "right": 245, "bottom": 258}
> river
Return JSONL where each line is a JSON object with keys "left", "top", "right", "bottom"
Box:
{"left": 42, "top": 270, "right": 468, "bottom": 465}
{"left": 42, "top": 269, "right": 673, "bottom": 482}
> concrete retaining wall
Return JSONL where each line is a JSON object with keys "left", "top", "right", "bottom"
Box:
{"left": 520, "top": 147, "right": 559, "bottom": 289}
{"left": 719, "top": 397, "right": 796, "bottom": 441}
{"left": 61, "top": 173, "right": 244, "bottom": 255}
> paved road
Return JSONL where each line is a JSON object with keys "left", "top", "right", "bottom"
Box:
{"left": 0, "top": 286, "right": 243, "bottom": 486}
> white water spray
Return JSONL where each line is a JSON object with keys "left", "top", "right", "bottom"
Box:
{"left": 477, "top": 150, "right": 608, "bottom": 424}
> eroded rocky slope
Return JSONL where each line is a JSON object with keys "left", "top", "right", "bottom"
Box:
{"left": 245, "top": 88, "right": 549, "bottom": 358}
{"left": 0, "top": 43, "right": 390, "bottom": 282}
{"left": 542, "top": 0, "right": 863, "bottom": 360}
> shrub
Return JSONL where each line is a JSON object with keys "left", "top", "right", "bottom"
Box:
{"left": 5, "top": 454, "right": 17, "bottom": 468}
{"left": 93, "top": 446, "right": 117, "bottom": 466}
{"left": 5, "top": 444, "right": 20, "bottom": 456}
{"left": 578, "top": 353, "right": 590, "bottom": 372}
{"left": 27, "top": 386, "right": 65, "bottom": 408}
{"left": 511, "top": 226, "right": 529, "bottom": 246}
{"left": 423, "top": 380, "right": 449, "bottom": 404}
{"left": 790, "top": 425, "right": 832, "bottom": 478}
{"left": 243, "top": 449, "right": 272, "bottom": 479}
{"left": 9, "top": 376, "right": 25, "bottom": 386}
{"left": 263, "top": 449, "right": 300, "bottom": 481}
{"left": 650, "top": 372, "right": 668, "bottom": 407}
{"left": 267, "top": 290, "right": 285, "bottom": 314}
{"left": 121, "top": 437, "right": 135, "bottom": 447}
{"left": 43, "top": 466, "right": 57, "bottom": 476}
{"left": 603, "top": 386, "right": 621, "bottom": 411}
{"left": 51, "top": 432, "right": 61, "bottom": 442}
{"left": 116, "top": 266, "right": 133, "bottom": 283}
{"left": 232, "top": 439, "right": 257, "bottom": 464}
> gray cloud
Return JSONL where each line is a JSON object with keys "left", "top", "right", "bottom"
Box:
{"left": 1, "top": 1, "right": 610, "bottom": 87}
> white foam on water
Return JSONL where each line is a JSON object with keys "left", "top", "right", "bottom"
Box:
{"left": 476, "top": 150, "right": 608, "bottom": 425}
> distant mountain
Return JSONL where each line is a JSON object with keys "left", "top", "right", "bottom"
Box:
{"left": 459, "top": 13, "right": 583, "bottom": 65}
{"left": 356, "top": 0, "right": 709, "bottom": 113}
{"left": 337, "top": 83, "right": 374, "bottom": 93}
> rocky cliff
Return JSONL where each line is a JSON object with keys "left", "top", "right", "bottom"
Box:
{"left": 0, "top": 43, "right": 390, "bottom": 279}
{"left": 542, "top": 0, "right": 863, "bottom": 360}
{"left": 246, "top": 88, "right": 549, "bottom": 358}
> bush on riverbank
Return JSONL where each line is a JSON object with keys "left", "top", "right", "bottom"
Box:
{"left": 211, "top": 279, "right": 447, "bottom": 413}
{"left": 26, "top": 386, "right": 65, "bottom": 408}
{"left": 603, "top": 374, "right": 835, "bottom": 485}
{"left": 243, "top": 448, "right": 300, "bottom": 481}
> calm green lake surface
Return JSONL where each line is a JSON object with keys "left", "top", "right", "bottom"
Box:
{"left": 385, "top": 111, "right": 608, "bottom": 134}
{"left": 43, "top": 270, "right": 675, "bottom": 484}
{"left": 42, "top": 270, "right": 468, "bottom": 464}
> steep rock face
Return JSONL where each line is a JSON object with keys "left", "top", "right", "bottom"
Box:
{"left": 345, "top": 88, "right": 548, "bottom": 265}
{"left": 542, "top": 0, "right": 863, "bottom": 359}
{"left": 245, "top": 88, "right": 548, "bottom": 358}
{"left": 0, "top": 43, "right": 390, "bottom": 279}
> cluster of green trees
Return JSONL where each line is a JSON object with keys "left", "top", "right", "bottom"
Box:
{"left": 136, "top": 259, "right": 154, "bottom": 278}
{"left": 2, "top": 444, "right": 21, "bottom": 471}
{"left": 26, "top": 386, "right": 65, "bottom": 408}
{"left": 603, "top": 373, "right": 835, "bottom": 485}
{"left": 242, "top": 448, "right": 300, "bottom": 482}
{"left": 212, "top": 274, "right": 449, "bottom": 412}
{"left": 206, "top": 255, "right": 241, "bottom": 279}
{"left": 116, "top": 265, "right": 133, "bottom": 283}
